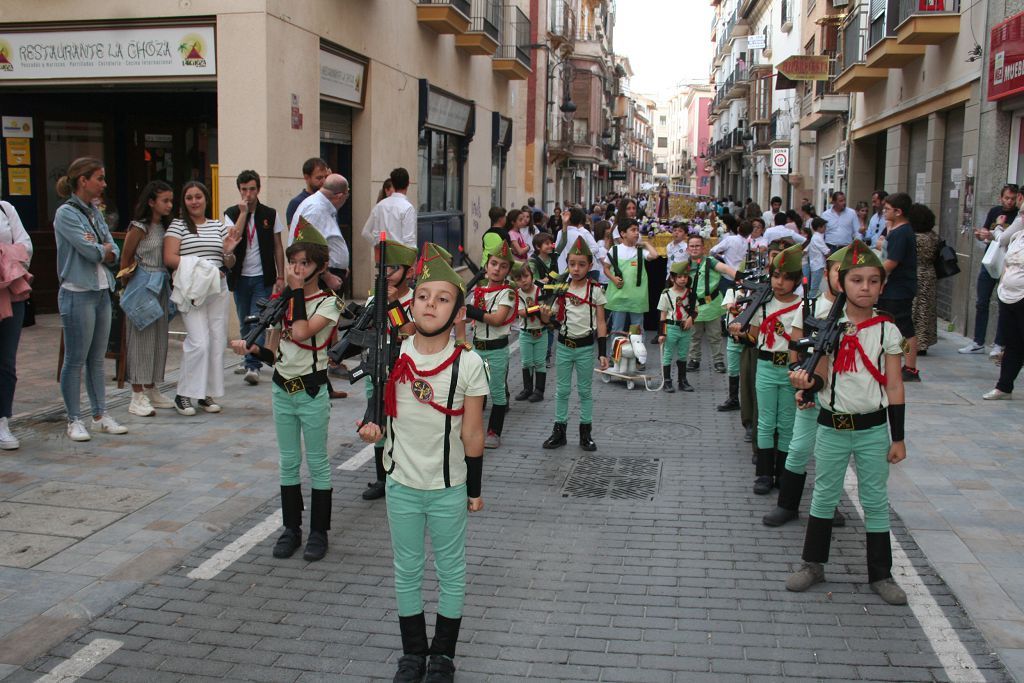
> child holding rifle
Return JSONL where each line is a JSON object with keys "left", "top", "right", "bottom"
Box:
{"left": 786, "top": 240, "right": 908, "bottom": 606}
{"left": 358, "top": 244, "right": 488, "bottom": 683}
{"left": 512, "top": 261, "right": 548, "bottom": 402}
{"left": 656, "top": 261, "right": 695, "bottom": 393}
{"left": 229, "top": 221, "right": 341, "bottom": 561}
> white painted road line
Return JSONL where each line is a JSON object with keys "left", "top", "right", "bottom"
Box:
{"left": 186, "top": 511, "right": 280, "bottom": 580}
{"left": 36, "top": 638, "right": 122, "bottom": 683}
{"left": 844, "top": 467, "right": 984, "bottom": 682}
{"left": 338, "top": 442, "right": 375, "bottom": 471}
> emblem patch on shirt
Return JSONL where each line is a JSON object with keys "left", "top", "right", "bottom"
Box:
{"left": 411, "top": 379, "right": 435, "bottom": 404}
{"left": 774, "top": 320, "right": 786, "bottom": 336}
{"left": 845, "top": 322, "right": 858, "bottom": 337}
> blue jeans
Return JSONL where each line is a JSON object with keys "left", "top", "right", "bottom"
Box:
{"left": 975, "top": 267, "right": 1006, "bottom": 346}
{"left": 0, "top": 300, "right": 25, "bottom": 419}
{"left": 233, "top": 276, "right": 274, "bottom": 370}
{"left": 609, "top": 310, "right": 644, "bottom": 335}
{"left": 58, "top": 289, "right": 111, "bottom": 421}
{"left": 809, "top": 267, "right": 824, "bottom": 299}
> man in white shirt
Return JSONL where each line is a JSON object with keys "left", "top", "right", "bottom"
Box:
{"left": 361, "top": 167, "right": 417, "bottom": 249}
{"left": 291, "top": 174, "right": 350, "bottom": 292}
{"left": 761, "top": 196, "right": 782, "bottom": 228}
{"left": 819, "top": 191, "right": 860, "bottom": 248}
{"left": 864, "top": 190, "right": 888, "bottom": 247}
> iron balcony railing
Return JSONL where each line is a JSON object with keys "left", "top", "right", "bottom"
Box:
{"left": 842, "top": 5, "right": 869, "bottom": 70}
{"left": 550, "top": 0, "right": 576, "bottom": 39}
{"left": 467, "top": 0, "right": 502, "bottom": 41}
{"left": 497, "top": 5, "right": 531, "bottom": 67}
{"left": 419, "top": 0, "right": 472, "bottom": 19}
{"left": 780, "top": 0, "right": 792, "bottom": 28}
{"left": 770, "top": 108, "right": 791, "bottom": 141}
{"left": 898, "top": 0, "right": 960, "bottom": 26}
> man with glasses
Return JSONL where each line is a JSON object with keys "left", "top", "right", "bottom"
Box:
{"left": 290, "top": 174, "right": 351, "bottom": 293}
{"left": 864, "top": 190, "right": 889, "bottom": 248}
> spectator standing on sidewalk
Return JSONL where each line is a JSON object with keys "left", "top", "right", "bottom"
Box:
{"left": 362, "top": 167, "right": 417, "bottom": 249}
{"left": 291, "top": 174, "right": 350, "bottom": 293}
{"left": 54, "top": 157, "right": 128, "bottom": 442}
{"left": 961, "top": 183, "right": 1019, "bottom": 356}
{"left": 909, "top": 203, "right": 939, "bottom": 354}
{"left": 165, "top": 181, "right": 239, "bottom": 416}
{"left": 286, "top": 157, "right": 330, "bottom": 225}
{"left": 877, "top": 192, "right": 921, "bottom": 382}
{"left": 121, "top": 181, "right": 176, "bottom": 417}
{"left": 223, "top": 170, "right": 286, "bottom": 386}
{"left": 864, "top": 191, "right": 889, "bottom": 248}
{"left": 820, "top": 191, "right": 860, "bottom": 249}
{"left": 983, "top": 214, "right": 1024, "bottom": 400}
{"left": 0, "top": 199, "right": 32, "bottom": 449}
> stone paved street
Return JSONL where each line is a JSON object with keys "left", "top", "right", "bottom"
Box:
{"left": 0, "top": 325, "right": 1021, "bottom": 682}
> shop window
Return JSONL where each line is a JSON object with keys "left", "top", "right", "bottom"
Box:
{"left": 417, "top": 128, "right": 465, "bottom": 258}
{"left": 491, "top": 146, "right": 507, "bottom": 207}
{"left": 44, "top": 121, "right": 106, "bottom": 225}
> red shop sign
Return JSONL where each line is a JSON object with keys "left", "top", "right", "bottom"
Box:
{"left": 990, "top": 11, "right": 1024, "bottom": 101}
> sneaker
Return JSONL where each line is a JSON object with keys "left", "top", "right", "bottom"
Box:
{"left": 175, "top": 395, "right": 196, "bottom": 416}
{"left": 713, "top": 361, "right": 727, "bottom": 374}
{"left": 145, "top": 387, "right": 175, "bottom": 409}
{"left": 361, "top": 480, "right": 386, "bottom": 500}
{"left": 484, "top": 430, "right": 501, "bottom": 449}
{"left": 244, "top": 368, "right": 260, "bottom": 385}
{"left": 233, "top": 365, "right": 247, "bottom": 375}
{"left": 870, "top": 577, "right": 908, "bottom": 605}
{"left": 786, "top": 561, "right": 825, "bottom": 592}
{"left": 958, "top": 342, "right": 985, "bottom": 354}
{"left": 0, "top": 418, "right": 20, "bottom": 450}
{"left": 686, "top": 359, "right": 700, "bottom": 372}
{"left": 983, "top": 388, "right": 1012, "bottom": 400}
{"left": 93, "top": 414, "right": 128, "bottom": 434}
{"left": 991, "top": 345, "right": 1004, "bottom": 365}
{"left": 901, "top": 366, "right": 921, "bottom": 382}
{"left": 128, "top": 392, "right": 156, "bottom": 417}
{"left": 753, "top": 476, "right": 772, "bottom": 495}
{"left": 67, "top": 419, "right": 91, "bottom": 442}
{"left": 198, "top": 397, "right": 221, "bottom": 413}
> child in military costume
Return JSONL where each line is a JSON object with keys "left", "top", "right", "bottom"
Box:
{"left": 358, "top": 244, "right": 489, "bottom": 683}
{"left": 540, "top": 236, "right": 609, "bottom": 451}
{"left": 730, "top": 243, "right": 803, "bottom": 495}
{"left": 463, "top": 241, "right": 517, "bottom": 449}
{"left": 656, "top": 261, "right": 696, "bottom": 393}
{"left": 229, "top": 220, "right": 342, "bottom": 562}
{"left": 513, "top": 261, "right": 548, "bottom": 402}
{"left": 362, "top": 239, "right": 421, "bottom": 501}
{"left": 786, "top": 240, "right": 908, "bottom": 606}
{"left": 762, "top": 247, "right": 848, "bottom": 527}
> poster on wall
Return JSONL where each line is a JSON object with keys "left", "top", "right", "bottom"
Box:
{"left": 5, "top": 138, "right": 29, "bottom": 165}
{"left": 7, "top": 167, "right": 30, "bottom": 195}
{"left": 1, "top": 116, "right": 32, "bottom": 138}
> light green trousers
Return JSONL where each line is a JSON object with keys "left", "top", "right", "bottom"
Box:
{"left": 519, "top": 329, "right": 548, "bottom": 371}
{"left": 809, "top": 423, "right": 892, "bottom": 532}
{"left": 555, "top": 341, "right": 595, "bottom": 424}
{"left": 661, "top": 324, "right": 694, "bottom": 366}
{"left": 476, "top": 345, "right": 509, "bottom": 406}
{"left": 273, "top": 383, "right": 331, "bottom": 490}
{"left": 784, "top": 404, "right": 821, "bottom": 475}
{"left": 755, "top": 359, "right": 796, "bottom": 452}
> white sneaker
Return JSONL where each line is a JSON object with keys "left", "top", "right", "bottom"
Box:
{"left": 93, "top": 414, "right": 128, "bottom": 434}
{"left": 174, "top": 395, "right": 196, "bottom": 416}
{"left": 983, "top": 388, "right": 1012, "bottom": 400}
{"left": 958, "top": 342, "right": 985, "bottom": 354}
{"left": 198, "top": 397, "right": 221, "bottom": 413}
{"left": 145, "top": 387, "right": 175, "bottom": 409}
{"left": 128, "top": 392, "right": 156, "bottom": 417}
{"left": 0, "top": 417, "right": 19, "bottom": 450}
{"left": 244, "top": 368, "right": 260, "bottom": 385}
{"left": 990, "top": 345, "right": 1004, "bottom": 364}
{"left": 233, "top": 366, "right": 247, "bottom": 375}
{"left": 67, "top": 420, "right": 91, "bottom": 442}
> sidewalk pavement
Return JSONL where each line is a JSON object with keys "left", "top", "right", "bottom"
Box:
{"left": 0, "top": 323, "right": 1020, "bottom": 681}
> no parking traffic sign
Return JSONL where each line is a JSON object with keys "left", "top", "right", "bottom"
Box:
{"left": 771, "top": 148, "right": 790, "bottom": 175}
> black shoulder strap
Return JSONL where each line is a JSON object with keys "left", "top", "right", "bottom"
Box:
{"left": 64, "top": 200, "right": 102, "bottom": 240}
{"left": 610, "top": 246, "right": 623, "bottom": 280}
{"left": 442, "top": 354, "right": 461, "bottom": 488}
{"left": 635, "top": 246, "right": 644, "bottom": 288}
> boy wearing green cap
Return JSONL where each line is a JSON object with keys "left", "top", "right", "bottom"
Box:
{"left": 361, "top": 239, "right": 420, "bottom": 501}
{"left": 656, "top": 261, "right": 696, "bottom": 392}
{"left": 540, "top": 236, "right": 609, "bottom": 451}
{"left": 730, "top": 242, "right": 804, "bottom": 495}
{"left": 786, "top": 239, "right": 908, "bottom": 606}
{"left": 463, "top": 241, "right": 517, "bottom": 449}
{"left": 512, "top": 261, "right": 548, "bottom": 402}
{"left": 229, "top": 221, "right": 342, "bottom": 562}
{"left": 358, "top": 242, "right": 488, "bottom": 683}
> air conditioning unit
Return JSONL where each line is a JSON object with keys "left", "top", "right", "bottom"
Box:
{"left": 832, "top": 0, "right": 849, "bottom": 6}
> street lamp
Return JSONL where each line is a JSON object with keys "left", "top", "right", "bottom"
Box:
{"left": 559, "top": 99, "right": 577, "bottom": 122}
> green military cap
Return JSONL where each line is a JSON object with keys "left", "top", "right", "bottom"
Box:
{"left": 827, "top": 245, "right": 848, "bottom": 264}
{"left": 415, "top": 242, "right": 466, "bottom": 294}
{"left": 429, "top": 243, "right": 454, "bottom": 264}
{"left": 375, "top": 239, "right": 418, "bottom": 267}
{"left": 490, "top": 239, "right": 515, "bottom": 263}
{"left": 567, "top": 235, "right": 592, "bottom": 258}
{"left": 772, "top": 243, "right": 804, "bottom": 274}
{"left": 511, "top": 261, "right": 532, "bottom": 278}
{"left": 292, "top": 216, "right": 328, "bottom": 248}
{"left": 766, "top": 237, "right": 794, "bottom": 253}
{"left": 669, "top": 260, "right": 688, "bottom": 276}
{"left": 840, "top": 239, "right": 883, "bottom": 271}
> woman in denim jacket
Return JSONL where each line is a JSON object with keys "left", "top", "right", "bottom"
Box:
{"left": 54, "top": 157, "right": 128, "bottom": 442}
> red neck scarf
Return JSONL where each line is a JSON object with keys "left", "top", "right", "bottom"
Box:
{"left": 759, "top": 300, "right": 800, "bottom": 348}
{"left": 474, "top": 284, "right": 519, "bottom": 326}
{"left": 673, "top": 288, "right": 690, "bottom": 321}
{"left": 384, "top": 344, "right": 466, "bottom": 418}
{"left": 557, "top": 281, "right": 593, "bottom": 323}
{"left": 284, "top": 291, "right": 333, "bottom": 351}
{"left": 833, "top": 315, "right": 889, "bottom": 385}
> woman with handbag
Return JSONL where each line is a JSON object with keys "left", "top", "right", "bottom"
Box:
{"left": 121, "top": 181, "right": 176, "bottom": 417}
{"left": 54, "top": 157, "right": 128, "bottom": 442}
{"left": 0, "top": 199, "right": 32, "bottom": 449}
{"left": 984, "top": 215, "right": 1024, "bottom": 399}
{"left": 908, "top": 203, "right": 940, "bottom": 354}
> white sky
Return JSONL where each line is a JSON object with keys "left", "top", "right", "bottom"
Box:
{"left": 614, "top": 0, "right": 714, "bottom": 98}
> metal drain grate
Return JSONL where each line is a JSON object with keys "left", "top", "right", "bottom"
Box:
{"left": 561, "top": 456, "right": 662, "bottom": 501}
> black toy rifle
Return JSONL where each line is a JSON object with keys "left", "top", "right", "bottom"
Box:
{"left": 243, "top": 293, "right": 292, "bottom": 348}
{"left": 367, "top": 231, "right": 391, "bottom": 426}
{"left": 458, "top": 245, "right": 488, "bottom": 293}
{"left": 791, "top": 291, "right": 848, "bottom": 378}
{"left": 732, "top": 279, "right": 773, "bottom": 334}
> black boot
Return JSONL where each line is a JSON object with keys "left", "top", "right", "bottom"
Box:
{"left": 662, "top": 366, "right": 675, "bottom": 393}
{"left": 867, "top": 532, "right": 907, "bottom": 604}
{"left": 273, "top": 485, "right": 303, "bottom": 558}
{"left": 753, "top": 448, "right": 773, "bottom": 494}
{"left": 763, "top": 469, "right": 807, "bottom": 526}
{"left": 515, "top": 369, "right": 534, "bottom": 401}
{"left": 677, "top": 361, "right": 694, "bottom": 392}
{"left": 579, "top": 423, "right": 597, "bottom": 451}
{"left": 487, "top": 404, "right": 507, "bottom": 436}
{"left": 363, "top": 446, "right": 386, "bottom": 500}
{"left": 303, "top": 488, "right": 331, "bottom": 561}
{"left": 543, "top": 422, "right": 567, "bottom": 449}
{"left": 529, "top": 371, "right": 546, "bottom": 402}
{"left": 686, "top": 359, "right": 699, "bottom": 371}
{"left": 425, "top": 615, "right": 461, "bottom": 682}
{"left": 717, "top": 376, "right": 740, "bottom": 410}
{"left": 394, "top": 613, "right": 428, "bottom": 682}
{"left": 774, "top": 451, "right": 787, "bottom": 488}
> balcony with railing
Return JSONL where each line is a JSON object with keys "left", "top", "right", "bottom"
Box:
{"left": 781, "top": 0, "right": 793, "bottom": 33}
{"left": 549, "top": 0, "right": 577, "bottom": 51}
{"left": 834, "top": 5, "right": 888, "bottom": 93}
{"left": 725, "top": 63, "right": 750, "bottom": 99}
{"left": 417, "top": 0, "right": 472, "bottom": 35}
{"left": 769, "top": 109, "right": 791, "bottom": 146}
{"left": 455, "top": 0, "right": 502, "bottom": 55}
{"left": 802, "top": 57, "right": 849, "bottom": 131}
{"left": 493, "top": 5, "right": 531, "bottom": 79}
{"left": 896, "top": 0, "right": 960, "bottom": 45}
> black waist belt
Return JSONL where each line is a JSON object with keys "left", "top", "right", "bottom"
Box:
{"left": 524, "top": 328, "right": 544, "bottom": 338}
{"left": 757, "top": 349, "right": 790, "bottom": 366}
{"left": 818, "top": 407, "right": 887, "bottom": 431}
{"left": 474, "top": 337, "right": 509, "bottom": 351}
{"left": 558, "top": 333, "right": 594, "bottom": 349}
{"left": 273, "top": 369, "right": 329, "bottom": 397}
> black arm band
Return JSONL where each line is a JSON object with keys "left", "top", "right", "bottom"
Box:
{"left": 810, "top": 373, "right": 825, "bottom": 393}
{"left": 464, "top": 305, "right": 486, "bottom": 322}
{"left": 289, "top": 289, "right": 307, "bottom": 321}
{"left": 887, "top": 403, "right": 906, "bottom": 442}
{"left": 597, "top": 336, "right": 608, "bottom": 357}
{"left": 255, "top": 346, "right": 275, "bottom": 366}
{"left": 465, "top": 456, "right": 483, "bottom": 498}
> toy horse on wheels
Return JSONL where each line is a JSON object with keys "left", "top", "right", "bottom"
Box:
{"left": 597, "top": 325, "right": 664, "bottom": 391}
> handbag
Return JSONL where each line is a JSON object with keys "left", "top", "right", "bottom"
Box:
{"left": 933, "top": 239, "right": 960, "bottom": 279}
{"left": 982, "top": 234, "right": 1005, "bottom": 279}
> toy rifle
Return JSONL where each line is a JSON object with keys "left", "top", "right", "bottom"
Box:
{"left": 457, "top": 245, "right": 488, "bottom": 293}
{"left": 732, "top": 279, "right": 773, "bottom": 335}
{"left": 789, "top": 291, "right": 848, "bottom": 404}
{"left": 243, "top": 293, "right": 292, "bottom": 348}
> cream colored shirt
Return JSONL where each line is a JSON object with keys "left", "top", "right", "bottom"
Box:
{"left": 822, "top": 312, "right": 903, "bottom": 414}
{"left": 471, "top": 285, "right": 516, "bottom": 340}
{"left": 518, "top": 285, "right": 545, "bottom": 331}
{"left": 751, "top": 295, "right": 803, "bottom": 353}
{"left": 657, "top": 288, "right": 692, "bottom": 323}
{"left": 556, "top": 279, "right": 606, "bottom": 338}
{"left": 274, "top": 293, "right": 342, "bottom": 379}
